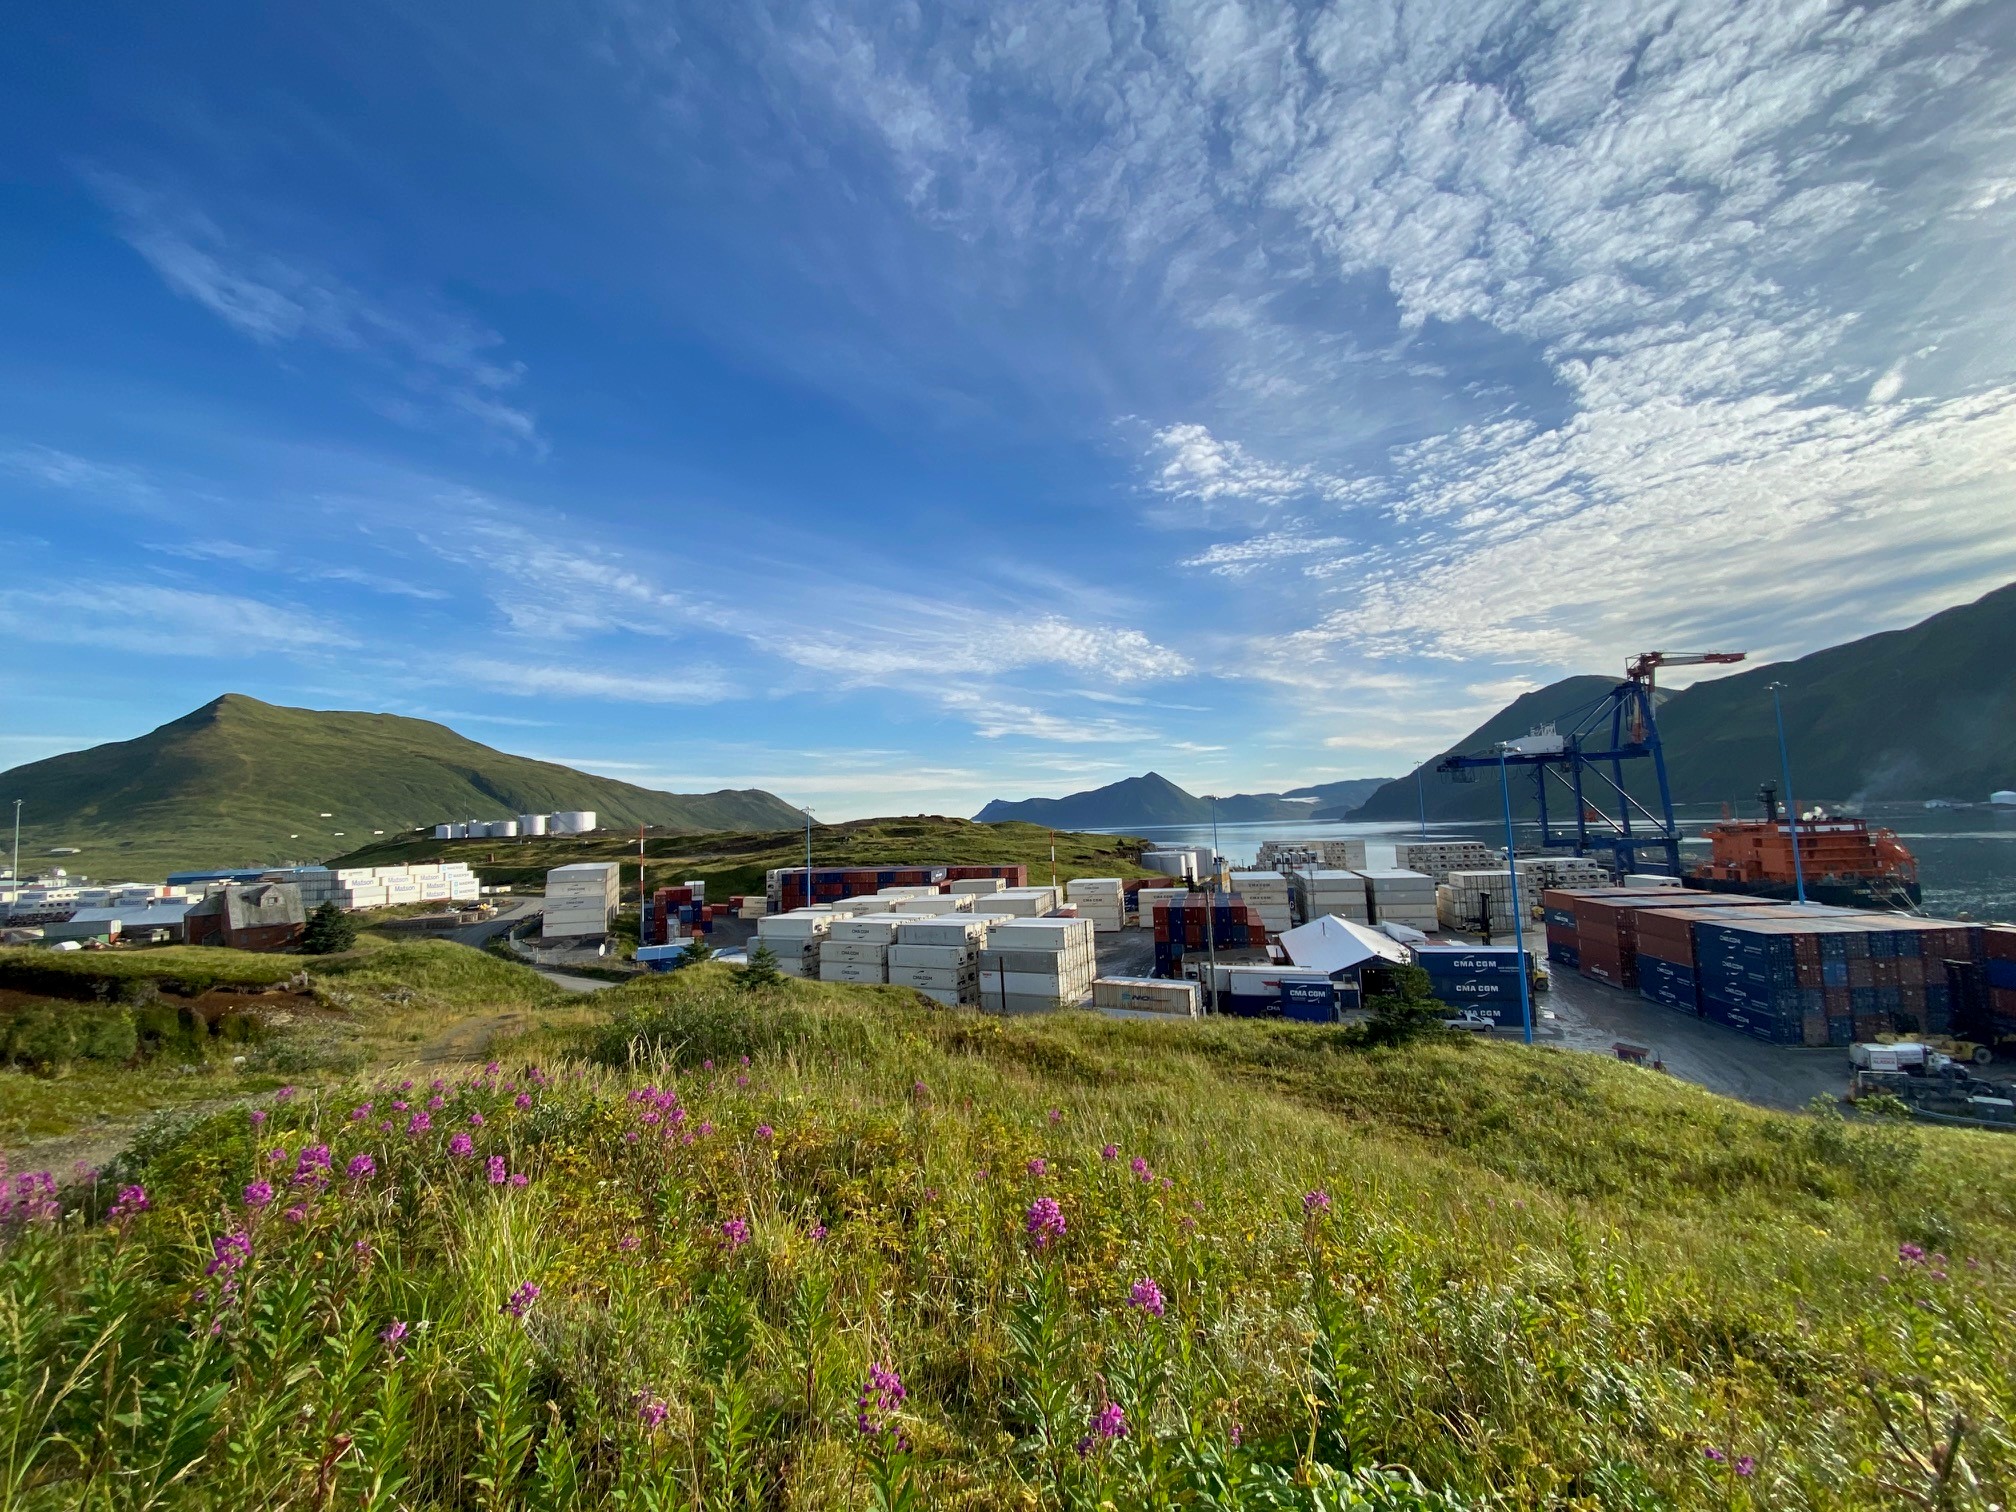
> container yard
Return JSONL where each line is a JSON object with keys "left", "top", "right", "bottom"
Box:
{"left": 542, "top": 861, "right": 620, "bottom": 940}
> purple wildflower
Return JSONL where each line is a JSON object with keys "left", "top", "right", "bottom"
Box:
{"left": 1095, "top": 1402, "right": 1127, "bottom": 1440}
{"left": 1048, "top": 1108, "right": 1063, "bottom": 1125}
{"left": 407, "top": 1112, "right": 431, "bottom": 1136}
{"left": 617, "top": 1234, "right": 640, "bottom": 1252}
{"left": 106, "top": 1184, "right": 149, "bottom": 1222}
{"left": 249, "top": 1109, "right": 268, "bottom": 1128}
{"left": 702, "top": 1059, "right": 714, "bottom": 1072}
{"left": 266, "top": 1146, "right": 288, "bottom": 1164}
{"left": 378, "top": 1121, "right": 394, "bottom": 1134}
{"left": 206, "top": 1228, "right": 253, "bottom": 1278}
{"left": 1900, "top": 1241, "right": 1926, "bottom": 1265}
{"left": 638, "top": 1395, "right": 670, "bottom": 1431}
{"left": 449, "top": 1133, "right": 475, "bottom": 1158}
{"left": 276, "top": 1085, "right": 296, "bottom": 1101}
{"left": 487, "top": 1156, "right": 507, "bottom": 1185}
{"left": 810, "top": 1223, "right": 829, "bottom": 1241}
{"left": 243, "top": 1180, "right": 274, "bottom": 1209}
{"left": 856, "top": 1362, "right": 908, "bottom": 1439}
{"left": 1735, "top": 1456, "right": 1756, "bottom": 1477}
{"left": 398, "top": 1079, "right": 413, "bottom": 1091}
{"left": 1128, "top": 1277, "right": 1166, "bottom": 1318}
{"left": 349, "top": 1104, "right": 373, "bottom": 1122}
{"left": 721, "top": 1217, "right": 750, "bottom": 1250}
{"left": 283, "top": 1205, "right": 308, "bottom": 1225}
{"left": 502, "top": 1281, "right": 540, "bottom": 1319}
{"left": 757, "top": 1124, "right": 774, "bottom": 1139}
{"left": 1101, "top": 1143, "right": 1119, "bottom": 1161}
{"left": 347, "top": 1154, "right": 376, "bottom": 1181}
{"left": 1704, "top": 1447, "right": 1726, "bottom": 1464}
{"left": 1027, "top": 1157, "right": 1047, "bottom": 1177}
{"left": 736, "top": 1074, "right": 749, "bottom": 1088}
{"left": 1130, "top": 1156, "right": 1151, "bottom": 1182}
{"left": 391, "top": 1101, "right": 409, "bottom": 1112}
{"left": 1025, "top": 1196, "right": 1066, "bottom": 1250}
{"left": 514, "top": 1092, "right": 532, "bottom": 1108}
{"left": 1303, "top": 1189, "right": 1332, "bottom": 1215}
{"left": 509, "top": 1172, "right": 528, "bottom": 1188}
{"left": 697, "top": 1120, "right": 714, "bottom": 1137}
{"left": 468, "top": 1112, "right": 485, "bottom": 1128}
{"left": 380, "top": 1319, "right": 408, "bottom": 1348}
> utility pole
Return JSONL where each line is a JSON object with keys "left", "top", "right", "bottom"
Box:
{"left": 1416, "top": 768, "right": 1428, "bottom": 840}
{"left": 1769, "top": 682, "right": 1807, "bottom": 905}
{"left": 804, "top": 807, "right": 814, "bottom": 912}
{"left": 10, "top": 799, "right": 20, "bottom": 894}
{"left": 1498, "top": 748, "right": 1534, "bottom": 1046}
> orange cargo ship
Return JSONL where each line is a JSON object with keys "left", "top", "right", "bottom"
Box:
{"left": 1691, "top": 805, "right": 1921, "bottom": 910}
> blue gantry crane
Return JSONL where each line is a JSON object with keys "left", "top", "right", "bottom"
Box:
{"left": 1435, "top": 651, "right": 1746, "bottom": 875}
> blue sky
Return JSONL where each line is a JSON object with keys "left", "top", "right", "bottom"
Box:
{"left": 4, "top": 0, "right": 2014, "bottom": 820}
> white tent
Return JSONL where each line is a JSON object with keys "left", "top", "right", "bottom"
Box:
{"left": 1276, "top": 914, "right": 1413, "bottom": 977}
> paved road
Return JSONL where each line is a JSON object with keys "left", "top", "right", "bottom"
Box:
{"left": 535, "top": 969, "right": 623, "bottom": 994}
{"left": 447, "top": 897, "right": 542, "bottom": 948}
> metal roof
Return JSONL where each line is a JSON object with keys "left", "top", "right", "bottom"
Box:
{"left": 1276, "top": 915, "right": 1412, "bottom": 976}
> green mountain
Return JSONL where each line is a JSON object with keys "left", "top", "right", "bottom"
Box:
{"left": 1350, "top": 581, "right": 2016, "bottom": 822}
{"left": 1, "top": 694, "right": 805, "bottom": 880}
{"left": 975, "top": 772, "right": 1394, "bottom": 829}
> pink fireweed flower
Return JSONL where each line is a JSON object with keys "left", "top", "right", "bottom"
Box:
{"left": 617, "top": 1234, "right": 640, "bottom": 1252}
{"left": 515, "top": 1093, "right": 533, "bottom": 1109}
{"left": 1027, "top": 1157, "right": 1047, "bottom": 1177}
{"left": 430, "top": 1078, "right": 446, "bottom": 1092}
{"left": 1, "top": 1169, "right": 61, "bottom": 1227}
{"left": 398, "top": 1079, "right": 413, "bottom": 1092}
{"left": 1900, "top": 1242, "right": 1926, "bottom": 1265}
{"left": 487, "top": 1156, "right": 508, "bottom": 1185}
{"left": 206, "top": 1228, "right": 253, "bottom": 1278}
{"left": 346, "top": 1154, "right": 376, "bottom": 1181}
{"left": 810, "top": 1223, "right": 829, "bottom": 1241}
{"left": 1048, "top": 1108, "right": 1063, "bottom": 1125}
{"left": 243, "top": 1180, "right": 274, "bottom": 1209}
{"left": 380, "top": 1319, "right": 408, "bottom": 1348}
{"left": 855, "top": 1362, "right": 908, "bottom": 1440}
{"left": 1704, "top": 1448, "right": 1726, "bottom": 1464}
{"left": 509, "top": 1173, "right": 527, "bottom": 1188}
{"left": 106, "top": 1184, "right": 149, "bottom": 1222}
{"left": 1734, "top": 1456, "right": 1756, "bottom": 1477}
{"left": 502, "top": 1281, "right": 540, "bottom": 1319}
{"left": 1095, "top": 1402, "right": 1127, "bottom": 1440}
{"left": 426, "top": 1096, "right": 444, "bottom": 1112}
{"left": 1101, "top": 1143, "right": 1119, "bottom": 1161}
{"left": 378, "top": 1121, "right": 395, "bottom": 1134}
{"left": 1129, "top": 1155, "right": 1151, "bottom": 1182}
{"left": 468, "top": 1112, "right": 485, "bottom": 1128}
{"left": 266, "top": 1147, "right": 288, "bottom": 1165}
{"left": 406, "top": 1112, "right": 431, "bottom": 1136}
{"left": 391, "top": 1100, "right": 409, "bottom": 1112}
{"left": 276, "top": 1086, "right": 296, "bottom": 1101}
{"left": 349, "top": 1103, "right": 373, "bottom": 1121}
{"left": 1303, "top": 1189, "right": 1332, "bottom": 1215}
{"left": 624, "top": 1131, "right": 640, "bottom": 1145}
{"left": 720, "top": 1217, "right": 750, "bottom": 1250}
{"left": 740, "top": 1054, "right": 750, "bottom": 1066}
{"left": 249, "top": 1109, "right": 268, "bottom": 1127}
{"left": 697, "top": 1121, "right": 714, "bottom": 1137}
{"left": 1128, "top": 1277, "right": 1166, "bottom": 1318}
{"left": 1025, "top": 1196, "right": 1066, "bottom": 1250}
{"left": 283, "top": 1205, "right": 308, "bottom": 1225}
{"left": 638, "top": 1395, "right": 670, "bottom": 1431}
{"left": 702, "top": 1059, "right": 714, "bottom": 1072}
{"left": 449, "top": 1133, "right": 474, "bottom": 1158}
{"left": 736, "top": 1074, "right": 749, "bottom": 1088}
{"left": 757, "top": 1124, "right": 774, "bottom": 1139}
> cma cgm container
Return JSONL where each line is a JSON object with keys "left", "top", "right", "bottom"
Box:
{"left": 1413, "top": 945, "right": 1528, "bottom": 1027}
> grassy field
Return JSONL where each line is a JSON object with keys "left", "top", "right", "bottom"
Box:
{"left": 330, "top": 815, "right": 1158, "bottom": 902}
{"left": 0, "top": 942, "right": 567, "bottom": 1149}
{"left": 3, "top": 963, "right": 2012, "bottom": 1508}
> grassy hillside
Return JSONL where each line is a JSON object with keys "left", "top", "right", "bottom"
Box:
{"left": 1, "top": 694, "right": 803, "bottom": 881}
{"left": 329, "top": 815, "right": 1159, "bottom": 900}
{"left": 4, "top": 964, "right": 2012, "bottom": 1507}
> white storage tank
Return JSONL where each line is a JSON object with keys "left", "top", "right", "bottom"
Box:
{"left": 449, "top": 823, "right": 469, "bottom": 839}
{"left": 551, "top": 811, "right": 597, "bottom": 835}
{"left": 433, "top": 824, "right": 453, "bottom": 840}
{"left": 518, "top": 813, "right": 550, "bottom": 836}
{"left": 494, "top": 820, "right": 520, "bottom": 838}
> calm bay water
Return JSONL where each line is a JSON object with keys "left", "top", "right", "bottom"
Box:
{"left": 1098, "top": 801, "right": 2016, "bottom": 924}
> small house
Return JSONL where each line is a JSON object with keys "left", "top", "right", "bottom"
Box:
{"left": 184, "top": 883, "right": 307, "bottom": 952}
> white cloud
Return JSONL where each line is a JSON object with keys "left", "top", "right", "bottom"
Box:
{"left": 86, "top": 173, "right": 540, "bottom": 449}
{"left": 1182, "top": 531, "right": 1358, "bottom": 577}
{"left": 0, "top": 585, "right": 356, "bottom": 657}
{"left": 1146, "top": 423, "right": 1371, "bottom": 509}
{"left": 452, "top": 657, "right": 737, "bottom": 705}
{"left": 936, "top": 688, "right": 1159, "bottom": 744}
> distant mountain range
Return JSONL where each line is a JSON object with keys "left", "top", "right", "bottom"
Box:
{"left": 974, "top": 772, "right": 1393, "bottom": 829}
{"left": 1350, "top": 581, "right": 2016, "bottom": 822}
{"left": 3, "top": 694, "right": 805, "bottom": 879}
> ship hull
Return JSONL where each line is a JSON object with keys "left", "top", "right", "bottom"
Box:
{"left": 1690, "top": 874, "right": 1922, "bottom": 911}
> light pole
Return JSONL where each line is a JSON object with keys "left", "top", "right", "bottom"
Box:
{"left": 10, "top": 799, "right": 19, "bottom": 890}
{"left": 1497, "top": 748, "right": 1534, "bottom": 1045}
{"left": 803, "top": 806, "right": 814, "bottom": 911}
{"left": 1204, "top": 795, "right": 1220, "bottom": 1017}
{"left": 1769, "top": 682, "right": 1807, "bottom": 905}
{"left": 1416, "top": 767, "right": 1428, "bottom": 840}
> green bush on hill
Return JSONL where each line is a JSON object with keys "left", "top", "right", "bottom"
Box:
{"left": 5, "top": 965, "right": 2011, "bottom": 1507}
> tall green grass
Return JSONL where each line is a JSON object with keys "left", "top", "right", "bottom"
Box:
{"left": 2, "top": 965, "right": 2011, "bottom": 1507}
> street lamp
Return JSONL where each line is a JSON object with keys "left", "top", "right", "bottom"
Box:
{"left": 1415, "top": 767, "right": 1428, "bottom": 841}
{"left": 1496, "top": 747, "right": 1534, "bottom": 1046}
{"left": 1769, "top": 682, "right": 1807, "bottom": 905}
{"left": 803, "top": 806, "right": 814, "bottom": 911}
{"left": 1203, "top": 795, "right": 1221, "bottom": 1016}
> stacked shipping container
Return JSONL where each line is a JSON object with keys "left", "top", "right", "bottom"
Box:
{"left": 1150, "top": 896, "right": 1268, "bottom": 978}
